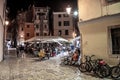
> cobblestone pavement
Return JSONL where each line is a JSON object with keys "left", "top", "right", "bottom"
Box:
{"left": 0, "top": 54, "right": 112, "bottom": 80}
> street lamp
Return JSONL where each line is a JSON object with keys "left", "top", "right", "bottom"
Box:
{"left": 66, "top": 5, "right": 72, "bottom": 14}
{"left": 66, "top": 5, "right": 78, "bottom": 16}
{"left": 4, "top": 20, "right": 9, "bottom": 41}
{"left": 66, "top": 5, "right": 78, "bottom": 38}
{"left": 5, "top": 20, "right": 9, "bottom": 26}
{"left": 66, "top": 5, "right": 79, "bottom": 50}
{"left": 73, "top": 11, "right": 78, "bottom": 16}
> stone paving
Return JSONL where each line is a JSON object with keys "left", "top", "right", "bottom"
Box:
{"left": 0, "top": 54, "right": 112, "bottom": 80}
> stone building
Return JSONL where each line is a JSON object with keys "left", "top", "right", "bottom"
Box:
{"left": 53, "top": 12, "right": 74, "bottom": 41}
{"left": 33, "top": 6, "right": 50, "bottom": 36}
{"left": 78, "top": 0, "right": 120, "bottom": 65}
{"left": 17, "top": 9, "right": 34, "bottom": 45}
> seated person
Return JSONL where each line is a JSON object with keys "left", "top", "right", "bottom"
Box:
{"left": 38, "top": 49, "right": 45, "bottom": 59}
{"left": 71, "top": 50, "right": 79, "bottom": 61}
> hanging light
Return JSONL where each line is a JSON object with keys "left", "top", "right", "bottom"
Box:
{"left": 66, "top": 5, "right": 71, "bottom": 14}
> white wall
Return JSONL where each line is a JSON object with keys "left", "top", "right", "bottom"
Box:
{"left": 78, "top": 0, "right": 120, "bottom": 65}
{"left": 79, "top": 14, "right": 120, "bottom": 65}
{"left": 0, "top": 20, "right": 4, "bottom": 61}
{"left": 78, "top": 0, "right": 120, "bottom": 21}
{"left": 0, "top": 0, "right": 5, "bottom": 61}
{"left": 53, "top": 12, "right": 74, "bottom": 40}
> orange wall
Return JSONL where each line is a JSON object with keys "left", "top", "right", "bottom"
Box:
{"left": 24, "top": 23, "right": 35, "bottom": 40}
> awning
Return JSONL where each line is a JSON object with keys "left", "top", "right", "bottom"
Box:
{"left": 25, "top": 36, "right": 69, "bottom": 45}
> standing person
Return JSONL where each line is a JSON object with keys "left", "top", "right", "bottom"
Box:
{"left": 16, "top": 46, "right": 19, "bottom": 57}
{"left": 45, "top": 48, "right": 50, "bottom": 59}
{"left": 20, "top": 45, "right": 25, "bottom": 58}
{"left": 77, "top": 48, "right": 81, "bottom": 65}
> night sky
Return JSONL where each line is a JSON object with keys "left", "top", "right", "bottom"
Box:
{"left": 7, "top": 0, "right": 77, "bottom": 20}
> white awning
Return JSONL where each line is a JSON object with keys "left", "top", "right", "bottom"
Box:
{"left": 25, "top": 36, "right": 69, "bottom": 45}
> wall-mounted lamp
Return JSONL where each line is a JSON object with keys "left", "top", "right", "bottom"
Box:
{"left": 5, "top": 20, "right": 9, "bottom": 26}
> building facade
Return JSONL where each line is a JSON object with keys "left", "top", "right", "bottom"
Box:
{"left": 0, "top": 0, "right": 5, "bottom": 61}
{"left": 78, "top": 0, "right": 120, "bottom": 65}
{"left": 17, "top": 10, "right": 34, "bottom": 45}
{"left": 33, "top": 6, "right": 49, "bottom": 36}
{"left": 17, "top": 6, "right": 50, "bottom": 45}
{"left": 17, "top": 22, "right": 34, "bottom": 45}
{"left": 53, "top": 12, "right": 74, "bottom": 41}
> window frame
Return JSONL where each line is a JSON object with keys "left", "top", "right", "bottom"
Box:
{"left": 36, "top": 33, "right": 39, "bottom": 36}
{"left": 58, "top": 30, "right": 62, "bottom": 36}
{"left": 26, "top": 33, "right": 30, "bottom": 37}
{"left": 64, "top": 21, "right": 70, "bottom": 26}
{"left": 63, "top": 14, "right": 69, "bottom": 17}
{"left": 65, "top": 30, "right": 69, "bottom": 35}
{"left": 21, "top": 27, "right": 23, "bottom": 31}
{"left": 108, "top": 25, "right": 120, "bottom": 56}
{"left": 27, "top": 25, "right": 30, "bottom": 28}
{"left": 58, "top": 21, "right": 62, "bottom": 26}
{"left": 106, "top": 0, "right": 120, "bottom": 4}
{"left": 58, "top": 14, "right": 61, "bottom": 18}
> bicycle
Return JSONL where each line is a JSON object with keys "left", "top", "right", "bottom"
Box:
{"left": 78, "top": 55, "right": 110, "bottom": 78}
{"left": 110, "top": 56, "right": 120, "bottom": 79}
{"left": 93, "top": 59, "right": 110, "bottom": 78}
{"left": 78, "top": 55, "right": 95, "bottom": 72}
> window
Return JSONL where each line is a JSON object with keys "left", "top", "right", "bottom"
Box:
{"left": 27, "top": 25, "right": 30, "bottom": 28}
{"left": 36, "top": 33, "right": 39, "bottom": 36}
{"left": 44, "top": 33, "right": 47, "bottom": 36}
{"left": 58, "top": 30, "right": 62, "bottom": 36}
{"left": 36, "top": 25, "right": 39, "bottom": 29}
{"left": 65, "top": 30, "right": 69, "bottom": 35}
{"left": 106, "top": 0, "right": 120, "bottom": 3}
{"left": 40, "top": 9, "right": 44, "bottom": 12}
{"left": 38, "top": 9, "right": 40, "bottom": 11}
{"left": 21, "top": 27, "right": 23, "bottom": 31}
{"left": 58, "top": 21, "right": 61, "bottom": 26}
{"left": 27, "top": 33, "right": 29, "bottom": 37}
{"left": 44, "top": 8, "right": 47, "bottom": 12}
{"left": 44, "top": 25, "right": 47, "bottom": 29}
{"left": 58, "top": 14, "right": 61, "bottom": 18}
{"left": 64, "top": 21, "right": 70, "bottom": 26}
{"left": 110, "top": 26, "right": 120, "bottom": 54}
{"left": 35, "top": 15, "right": 36, "bottom": 19}
{"left": 37, "top": 44, "right": 39, "bottom": 47}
